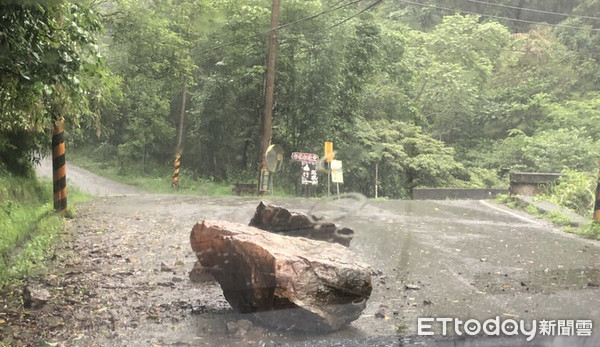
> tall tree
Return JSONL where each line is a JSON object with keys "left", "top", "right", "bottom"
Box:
{"left": 406, "top": 14, "right": 510, "bottom": 145}
{"left": 94, "top": 0, "right": 215, "bottom": 172}
{"left": 0, "top": 0, "right": 112, "bottom": 176}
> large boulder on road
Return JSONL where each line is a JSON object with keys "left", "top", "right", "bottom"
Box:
{"left": 190, "top": 220, "right": 372, "bottom": 332}
{"left": 249, "top": 201, "right": 354, "bottom": 246}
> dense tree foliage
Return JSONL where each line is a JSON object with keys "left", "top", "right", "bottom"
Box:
{"left": 0, "top": 0, "right": 113, "bottom": 176}
{"left": 3, "top": 0, "right": 600, "bottom": 198}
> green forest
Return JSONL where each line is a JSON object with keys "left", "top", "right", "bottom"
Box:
{"left": 2, "top": 0, "right": 600, "bottom": 199}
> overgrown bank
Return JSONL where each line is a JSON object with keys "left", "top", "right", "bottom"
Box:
{"left": 496, "top": 169, "right": 600, "bottom": 240}
{"left": 0, "top": 172, "right": 86, "bottom": 289}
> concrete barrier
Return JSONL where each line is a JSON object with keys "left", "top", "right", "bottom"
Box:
{"left": 509, "top": 172, "right": 562, "bottom": 196}
{"left": 412, "top": 188, "right": 509, "bottom": 200}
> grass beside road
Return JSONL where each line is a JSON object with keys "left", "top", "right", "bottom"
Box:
{"left": 0, "top": 173, "right": 90, "bottom": 289}
{"left": 69, "top": 152, "right": 236, "bottom": 195}
{"left": 68, "top": 147, "right": 291, "bottom": 197}
{"left": 496, "top": 194, "right": 600, "bottom": 240}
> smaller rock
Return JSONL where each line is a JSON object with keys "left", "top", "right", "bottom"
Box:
{"left": 227, "top": 319, "right": 254, "bottom": 338}
{"left": 404, "top": 284, "right": 421, "bottom": 290}
{"left": 126, "top": 257, "right": 137, "bottom": 264}
{"left": 160, "top": 262, "right": 173, "bottom": 272}
{"left": 109, "top": 309, "right": 119, "bottom": 331}
{"left": 374, "top": 310, "right": 386, "bottom": 319}
{"left": 371, "top": 269, "right": 384, "bottom": 277}
{"left": 45, "top": 316, "right": 63, "bottom": 329}
{"left": 188, "top": 261, "right": 215, "bottom": 283}
{"left": 249, "top": 202, "right": 354, "bottom": 246}
{"left": 23, "top": 285, "right": 51, "bottom": 309}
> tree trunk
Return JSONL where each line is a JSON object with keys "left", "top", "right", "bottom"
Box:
{"left": 258, "top": 0, "right": 280, "bottom": 192}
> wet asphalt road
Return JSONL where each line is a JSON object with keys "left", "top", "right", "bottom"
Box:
{"left": 34, "top": 161, "right": 600, "bottom": 346}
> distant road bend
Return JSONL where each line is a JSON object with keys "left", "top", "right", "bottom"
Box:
{"left": 36, "top": 157, "right": 144, "bottom": 196}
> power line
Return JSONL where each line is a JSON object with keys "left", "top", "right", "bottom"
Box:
{"left": 326, "top": 0, "right": 383, "bottom": 30}
{"left": 328, "top": 0, "right": 354, "bottom": 9}
{"left": 397, "top": 0, "right": 600, "bottom": 32}
{"left": 277, "top": 0, "right": 364, "bottom": 31}
{"left": 203, "top": 0, "right": 364, "bottom": 52}
{"left": 464, "top": 0, "right": 600, "bottom": 22}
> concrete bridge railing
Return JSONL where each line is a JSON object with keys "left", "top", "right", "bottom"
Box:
{"left": 509, "top": 172, "right": 562, "bottom": 196}
{"left": 412, "top": 188, "right": 509, "bottom": 200}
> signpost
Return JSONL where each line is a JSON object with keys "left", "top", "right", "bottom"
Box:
{"left": 291, "top": 152, "right": 319, "bottom": 162}
{"left": 291, "top": 150, "right": 340, "bottom": 197}
{"left": 331, "top": 160, "right": 343, "bottom": 184}
{"left": 324, "top": 142, "right": 334, "bottom": 196}
{"left": 291, "top": 152, "right": 318, "bottom": 196}
{"left": 301, "top": 162, "right": 318, "bottom": 186}
{"left": 331, "top": 160, "right": 343, "bottom": 199}
{"left": 324, "top": 142, "right": 334, "bottom": 162}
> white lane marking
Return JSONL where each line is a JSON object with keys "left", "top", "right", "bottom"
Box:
{"left": 479, "top": 200, "right": 543, "bottom": 226}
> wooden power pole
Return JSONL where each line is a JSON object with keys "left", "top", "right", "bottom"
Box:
{"left": 258, "top": 0, "right": 280, "bottom": 194}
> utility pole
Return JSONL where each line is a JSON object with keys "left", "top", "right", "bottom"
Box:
{"left": 258, "top": 0, "right": 280, "bottom": 194}
{"left": 176, "top": 83, "right": 187, "bottom": 151}
{"left": 172, "top": 83, "right": 187, "bottom": 188}
{"left": 594, "top": 167, "right": 600, "bottom": 221}
{"left": 375, "top": 163, "right": 378, "bottom": 199}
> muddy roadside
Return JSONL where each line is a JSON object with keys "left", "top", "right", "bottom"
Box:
{"left": 1, "top": 194, "right": 261, "bottom": 346}
{"left": 0, "top": 193, "right": 389, "bottom": 346}
{"left": 5, "top": 160, "right": 385, "bottom": 346}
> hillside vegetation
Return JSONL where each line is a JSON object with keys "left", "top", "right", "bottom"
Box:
{"left": 2, "top": 0, "right": 600, "bottom": 201}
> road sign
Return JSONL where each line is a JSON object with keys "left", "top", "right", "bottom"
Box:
{"left": 331, "top": 160, "right": 343, "bottom": 184}
{"left": 301, "top": 162, "right": 318, "bottom": 185}
{"left": 291, "top": 152, "right": 319, "bottom": 162}
{"left": 324, "top": 141, "right": 334, "bottom": 162}
{"left": 265, "top": 144, "right": 284, "bottom": 172}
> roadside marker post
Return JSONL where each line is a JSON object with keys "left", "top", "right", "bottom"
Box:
{"left": 172, "top": 153, "right": 181, "bottom": 188}
{"left": 52, "top": 118, "right": 67, "bottom": 215}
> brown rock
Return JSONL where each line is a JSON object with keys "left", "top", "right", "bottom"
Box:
{"left": 190, "top": 220, "right": 371, "bottom": 332}
{"left": 23, "top": 285, "right": 51, "bottom": 309}
{"left": 160, "top": 262, "right": 173, "bottom": 272}
{"left": 249, "top": 202, "right": 354, "bottom": 246}
{"left": 227, "top": 319, "right": 253, "bottom": 338}
{"left": 188, "top": 260, "right": 215, "bottom": 283}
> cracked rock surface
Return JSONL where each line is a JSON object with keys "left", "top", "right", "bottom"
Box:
{"left": 190, "top": 220, "right": 372, "bottom": 332}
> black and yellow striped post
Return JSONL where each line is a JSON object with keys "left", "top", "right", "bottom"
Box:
{"left": 172, "top": 153, "right": 181, "bottom": 188}
{"left": 594, "top": 169, "right": 600, "bottom": 221}
{"left": 52, "top": 118, "right": 67, "bottom": 215}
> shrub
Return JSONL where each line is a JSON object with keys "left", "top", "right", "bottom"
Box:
{"left": 539, "top": 168, "right": 596, "bottom": 217}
